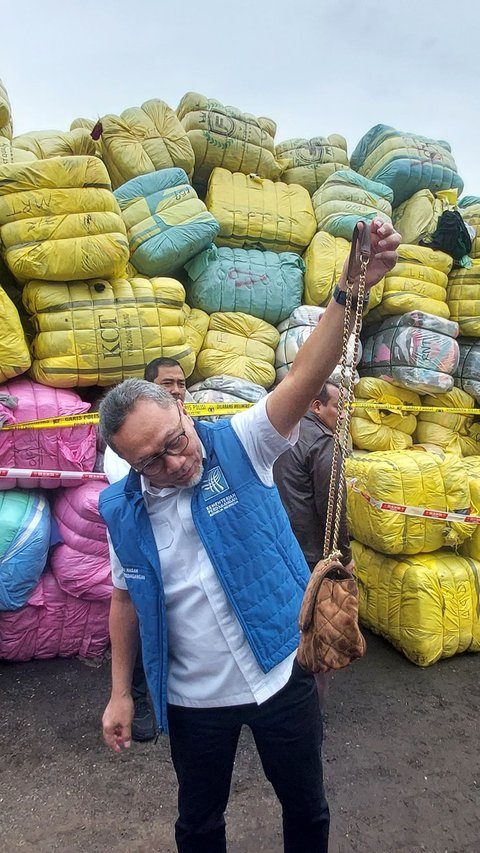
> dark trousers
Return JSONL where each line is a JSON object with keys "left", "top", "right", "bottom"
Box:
{"left": 168, "top": 660, "right": 330, "bottom": 853}
{"left": 131, "top": 645, "right": 148, "bottom": 701}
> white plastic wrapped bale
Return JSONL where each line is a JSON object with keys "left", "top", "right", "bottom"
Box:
{"left": 275, "top": 305, "right": 361, "bottom": 386}
{"left": 360, "top": 311, "right": 460, "bottom": 394}
{"left": 365, "top": 244, "right": 452, "bottom": 323}
{"left": 447, "top": 261, "right": 480, "bottom": 336}
{"left": 95, "top": 99, "right": 195, "bottom": 189}
{"left": 184, "top": 245, "right": 304, "bottom": 325}
{"left": 453, "top": 338, "right": 480, "bottom": 402}
{"left": 177, "top": 92, "right": 284, "bottom": 195}
{"left": 188, "top": 375, "right": 267, "bottom": 420}
{"left": 312, "top": 169, "right": 393, "bottom": 240}
{"left": 192, "top": 312, "right": 279, "bottom": 389}
{"left": 350, "top": 377, "right": 420, "bottom": 452}
{"left": 458, "top": 197, "right": 480, "bottom": 259}
{"left": 275, "top": 136, "right": 349, "bottom": 196}
{"left": 414, "top": 388, "right": 480, "bottom": 457}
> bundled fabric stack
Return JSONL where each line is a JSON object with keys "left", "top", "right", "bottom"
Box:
{"left": 275, "top": 135, "right": 349, "bottom": 196}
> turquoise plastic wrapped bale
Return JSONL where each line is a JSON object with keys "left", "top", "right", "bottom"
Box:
{"left": 0, "top": 490, "right": 51, "bottom": 611}
{"left": 351, "top": 125, "right": 463, "bottom": 207}
{"left": 114, "top": 168, "right": 219, "bottom": 277}
{"left": 184, "top": 245, "right": 304, "bottom": 325}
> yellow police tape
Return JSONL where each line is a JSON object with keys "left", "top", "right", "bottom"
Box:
{"left": 1, "top": 400, "right": 478, "bottom": 432}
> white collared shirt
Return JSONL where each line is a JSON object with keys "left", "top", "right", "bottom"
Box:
{"left": 105, "top": 397, "right": 299, "bottom": 708}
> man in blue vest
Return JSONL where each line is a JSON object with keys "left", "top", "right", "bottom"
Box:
{"left": 99, "top": 220, "right": 400, "bottom": 853}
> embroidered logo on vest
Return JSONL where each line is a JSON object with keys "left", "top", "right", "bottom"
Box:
{"left": 201, "top": 465, "right": 239, "bottom": 517}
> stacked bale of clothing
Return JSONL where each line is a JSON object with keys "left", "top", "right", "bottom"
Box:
{"left": 350, "top": 377, "right": 420, "bottom": 452}
{"left": 12, "top": 128, "right": 96, "bottom": 159}
{"left": 312, "top": 169, "right": 393, "bottom": 240}
{"left": 184, "top": 245, "right": 304, "bottom": 325}
{"left": 458, "top": 197, "right": 480, "bottom": 258}
{"left": 447, "top": 261, "right": 480, "bottom": 335}
{"left": 453, "top": 338, "right": 480, "bottom": 402}
{"left": 275, "top": 135, "right": 349, "bottom": 196}
{"left": 0, "top": 489, "right": 51, "bottom": 611}
{"left": 413, "top": 388, "right": 480, "bottom": 456}
{"left": 393, "top": 189, "right": 458, "bottom": 245}
{"left": 206, "top": 168, "right": 316, "bottom": 254}
{"left": 177, "top": 92, "right": 284, "bottom": 195}
{"left": 0, "top": 285, "right": 31, "bottom": 382}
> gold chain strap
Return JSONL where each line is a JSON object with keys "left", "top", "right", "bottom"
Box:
{"left": 322, "top": 232, "right": 370, "bottom": 560}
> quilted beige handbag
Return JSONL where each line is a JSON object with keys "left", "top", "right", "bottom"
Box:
{"left": 297, "top": 223, "right": 369, "bottom": 673}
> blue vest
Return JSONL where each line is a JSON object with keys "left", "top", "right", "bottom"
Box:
{"left": 99, "top": 418, "right": 310, "bottom": 733}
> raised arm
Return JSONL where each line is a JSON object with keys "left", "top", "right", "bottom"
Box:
{"left": 267, "top": 220, "right": 401, "bottom": 437}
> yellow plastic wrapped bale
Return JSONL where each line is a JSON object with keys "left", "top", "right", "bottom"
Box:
{"left": 192, "top": 311, "right": 279, "bottom": 388}
{"left": 0, "top": 78, "right": 13, "bottom": 141}
{"left": 70, "top": 118, "right": 95, "bottom": 132}
{"left": 13, "top": 129, "right": 96, "bottom": 159}
{"left": 275, "top": 136, "right": 349, "bottom": 196}
{"left": 177, "top": 92, "right": 284, "bottom": 195}
{"left": 352, "top": 540, "right": 480, "bottom": 666}
{"left": 458, "top": 197, "right": 480, "bottom": 259}
{"left": 459, "top": 457, "right": 480, "bottom": 561}
{"left": 414, "top": 388, "right": 480, "bottom": 456}
{"left": 206, "top": 168, "right": 316, "bottom": 254}
{"left": 392, "top": 189, "right": 458, "bottom": 245}
{"left": 22, "top": 276, "right": 195, "bottom": 387}
{"left": 365, "top": 244, "right": 452, "bottom": 323}
{"left": 0, "top": 156, "right": 129, "bottom": 282}
{"left": 312, "top": 169, "right": 393, "bottom": 240}
{"left": 0, "top": 285, "right": 31, "bottom": 382}
{"left": 182, "top": 304, "right": 209, "bottom": 357}
{"left": 302, "top": 231, "right": 383, "bottom": 313}
{"left": 350, "top": 378, "right": 420, "bottom": 451}
{"left": 0, "top": 138, "right": 37, "bottom": 165}
{"left": 346, "top": 449, "right": 473, "bottom": 554}
{"left": 97, "top": 100, "right": 194, "bottom": 190}
{"left": 447, "top": 261, "right": 480, "bottom": 336}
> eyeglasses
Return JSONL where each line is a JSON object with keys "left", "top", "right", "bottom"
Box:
{"left": 136, "top": 415, "right": 189, "bottom": 477}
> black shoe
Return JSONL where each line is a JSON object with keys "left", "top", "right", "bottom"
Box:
{"left": 131, "top": 696, "right": 156, "bottom": 742}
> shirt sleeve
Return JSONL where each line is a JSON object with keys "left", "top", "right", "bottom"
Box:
{"left": 230, "top": 395, "right": 300, "bottom": 486}
{"left": 103, "top": 445, "right": 131, "bottom": 485}
{"left": 107, "top": 531, "right": 128, "bottom": 590}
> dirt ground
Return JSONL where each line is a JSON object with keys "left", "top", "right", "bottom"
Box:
{"left": 0, "top": 630, "right": 479, "bottom": 853}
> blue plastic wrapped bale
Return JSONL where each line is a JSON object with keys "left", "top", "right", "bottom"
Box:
{"left": 360, "top": 311, "right": 460, "bottom": 394}
{"left": 114, "top": 168, "right": 219, "bottom": 277}
{"left": 0, "top": 489, "right": 51, "bottom": 611}
{"left": 351, "top": 125, "right": 463, "bottom": 207}
{"left": 453, "top": 338, "right": 480, "bottom": 403}
{"left": 184, "top": 245, "right": 304, "bottom": 325}
{"left": 312, "top": 169, "right": 393, "bottom": 240}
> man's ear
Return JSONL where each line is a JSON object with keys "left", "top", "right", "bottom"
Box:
{"left": 310, "top": 399, "right": 321, "bottom": 415}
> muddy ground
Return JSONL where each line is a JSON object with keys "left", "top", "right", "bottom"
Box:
{"left": 0, "top": 631, "right": 479, "bottom": 853}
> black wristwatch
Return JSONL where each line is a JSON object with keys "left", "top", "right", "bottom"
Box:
{"left": 332, "top": 284, "right": 369, "bottom": 310}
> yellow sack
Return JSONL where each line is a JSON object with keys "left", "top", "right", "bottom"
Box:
{"left": 366, "top": 244, "right": 452, "bottom": 322}
{"left": 177, "top": 92, "right": 284, "bottom": 194}
{"left": 0, "top": 156, "right": 129, "bottom": 282}
{"left": 0, "top": 285, "right": 31, "bottom": 383}
{"left": 312, "top": 169, "right": 393, "bottom": 240}
{"left": 206, "top": 168, "right": 316, "bottom": 254}
{"left": 346, "top": 449, "right": 473, "bottom": 554}
{"left": 352, "top": 540, "right": 480, "bottom": 666}
{"left": 0, "top": 78, "right": 13, "bottom": 141}
{"left": 459, "top": 457, "right": 480, "bottom": 561}
{"left": 192, "top": 311, "right": 279, "bottom": 388}
{"left": 458, "top": 197, "right": 480, "bottom": 259}
{"left": 414, "top": 388, "right": 480, "bottom": 456}
{"left": 350, "top": 378, "right": 420, "bottom": 451}
{"left": 13, "top": 129, "right": 96, "bottom": 159}
{"left": 302, "top": 231, "right": 383, "bottom": 313}
{"left": 392, "top": 189, "right": 455, "bottom": 244}
{"left": 447, "top": 261, "right": 480, "bottom": 336}
{"left": 182, "top": 304, "right": 209, "bottom": 357}
{"left": 0, "top": 138, "right": 37, "bottom": 165}
{"left": 22, "top": 276, "right": 195, "bottom": 387}
{"left": 275, "top": 136, "right": 349, "bottom": 196}
{"left": 97, "top": 99, "right": 194, "bottom": 190}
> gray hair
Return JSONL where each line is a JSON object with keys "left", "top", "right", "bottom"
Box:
{"left": 99, "top": 378, "right": 176, "bottom": 450}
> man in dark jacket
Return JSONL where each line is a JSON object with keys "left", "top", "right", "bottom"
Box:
{"left": 273, "top": 382, "right": 352, "bottom": 573}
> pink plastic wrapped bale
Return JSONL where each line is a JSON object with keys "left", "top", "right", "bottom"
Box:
{"left": 50, "top": 481, "right": 112, "bottom": 601}
{"left": 0, "top": 378, "right": 97, "bottom": 489}
{"left": 0, "top": 571, "right": 110, "bottom": 661}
